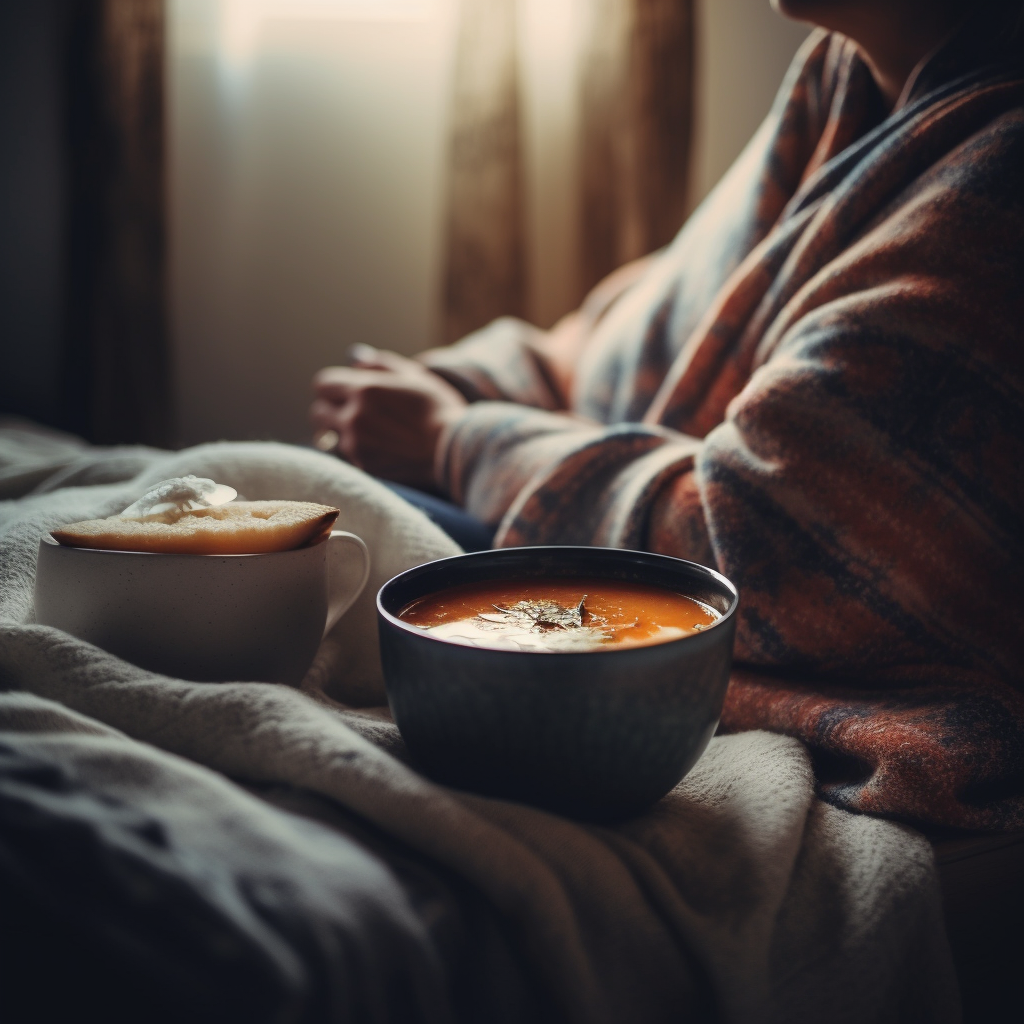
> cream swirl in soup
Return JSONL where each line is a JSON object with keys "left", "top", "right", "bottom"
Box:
{"left": 398, "top": 577, "right": 720, "bottom": 652}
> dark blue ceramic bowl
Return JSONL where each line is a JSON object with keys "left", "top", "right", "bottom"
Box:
{"left": 377, "top": 546, "right": 738, "bottom": 820}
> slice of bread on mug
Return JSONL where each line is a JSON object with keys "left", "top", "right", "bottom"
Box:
{"left": 52, "top": 501, "right": 340, "bottom": 555}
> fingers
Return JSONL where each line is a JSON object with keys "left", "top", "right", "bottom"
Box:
{"left": 312, "top": 366, "right": 385, "bottom": 403}
{"left": 308, "top": 354, "right": 465, "bottom": 485}
{"left": 309, "top": 397, "right": 342, "bottom": 430}
{"left": 310, "top": 397, "right": 362, "bottom": 464}
{"left": 309, "top": 400, "right": 342, "bottom": 457}
{"left": 312, "top": 349, "right": 440, "bottom": 408}
{"left": 313, "top": 429, "right": 340, "bottom": 453}
{"left": 348, "top": 343, "right": 423, "bottom": 373}
{"left": 312, "top": 366, "right": 352, "bottom": 398}
{"left": 347, "top": 343, "right": 391, "bottom": 369}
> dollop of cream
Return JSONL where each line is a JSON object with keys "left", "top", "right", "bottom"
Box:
{"left": 120, "top": 476, "right": 238, "bottom": 520}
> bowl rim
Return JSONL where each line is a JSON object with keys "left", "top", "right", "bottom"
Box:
{"left": 376, "top": 545, "right": 739, "bottom": 657}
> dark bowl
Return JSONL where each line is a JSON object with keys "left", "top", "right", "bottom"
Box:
{"left": 377, "top": 546, "right": 738, "bottom": 820}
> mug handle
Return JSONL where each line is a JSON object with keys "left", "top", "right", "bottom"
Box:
{"left": 324, "top": 530, "right": 371, "bottom": 636}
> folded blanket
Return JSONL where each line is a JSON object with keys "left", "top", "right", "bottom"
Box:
{"left": 0, "top": 430, "right": 959, "bottom": 1023}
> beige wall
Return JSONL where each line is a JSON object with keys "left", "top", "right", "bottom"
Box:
{"left": 169, "top": 0, "right": 809, "bottom": 447}
{"left": 688, "top": 0, "right": 809, "bottom": 211}
{"left": 170, "top": 0, "right": 459, "bottom": 447}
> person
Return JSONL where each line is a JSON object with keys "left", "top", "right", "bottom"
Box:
{"left": 310, "top": 0, "right": 1024, "bottom": 831}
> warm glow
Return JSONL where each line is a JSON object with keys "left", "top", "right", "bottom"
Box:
{"left": 170, "top": 0, "right": 458, "bottom": 444}
{"left": 169, "top": 0, "right": 807, "bottom": 446}
{"left": 219, "top": 0, "right": 437, "bottom": 69}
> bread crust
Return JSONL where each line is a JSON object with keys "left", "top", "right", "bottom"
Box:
{"left": 51, "top": 501, "right": 341, "bottom": 554}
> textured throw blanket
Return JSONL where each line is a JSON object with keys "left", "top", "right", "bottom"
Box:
{"left": 423, "top": 24, "right": 1024, "bottom": 831}
{"left": 0, "top": 426, "right": 958, "bottom": 1023}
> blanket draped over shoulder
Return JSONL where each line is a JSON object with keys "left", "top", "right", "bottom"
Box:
{"left": 423, "top": 25, "right": 1024, "bottom": 831}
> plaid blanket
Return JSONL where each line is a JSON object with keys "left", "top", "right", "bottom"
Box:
{"left": 423, "top": 24, "right": 1024, "bottom": 830}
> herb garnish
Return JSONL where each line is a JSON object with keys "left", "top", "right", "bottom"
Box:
{"left": 474, "top": 596, "right": 617, "bottom": 647}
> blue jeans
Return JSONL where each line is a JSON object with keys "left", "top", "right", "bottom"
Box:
{"left": 383, "top": 482, "right": 495, "bottom": 552}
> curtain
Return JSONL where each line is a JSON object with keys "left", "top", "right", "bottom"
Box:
{"left": 441, "top": 0, "right": 695, "bottom": 343}
{"left": 62, "top": 0, "right": 170, "bottom": 446}
{"left": 579, "top": 0, "right": 694, "bottom": 291}
{"left": 442, "top": 0, "right": 526, "bottom": 345}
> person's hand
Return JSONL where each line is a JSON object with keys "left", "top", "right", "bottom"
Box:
{"left": 310, "top": 344, "right": 468, "bottom": 490}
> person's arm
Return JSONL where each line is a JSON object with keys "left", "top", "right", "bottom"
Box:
{"left": 309, "top": 28, "right": 833, "bottom": 491}
{"left": 435, "top": 400, "right": 706, "bottom": 553}
{"left": 308, "top": 258, "right": 659, "bottom": 487}
{"left": 449, "top": 250, "right": 1021, "bottom": 677}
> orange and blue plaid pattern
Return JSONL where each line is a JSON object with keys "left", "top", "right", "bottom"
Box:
{"left": 424, "top": 26, "right": 1024, "bottom": 830}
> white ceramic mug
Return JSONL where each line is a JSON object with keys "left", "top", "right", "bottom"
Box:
{"left": 34, "top": 531, "right": 370, "bottom": 684}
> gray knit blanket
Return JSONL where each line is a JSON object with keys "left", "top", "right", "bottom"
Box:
{"left": 0, "top": 421, "right": 959, "bottom": 1023}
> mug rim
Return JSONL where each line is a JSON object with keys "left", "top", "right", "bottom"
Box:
{"left": 377, "top": 545, "right": 739, "bottom": 657}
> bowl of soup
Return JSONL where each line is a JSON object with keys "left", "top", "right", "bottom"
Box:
{"left": 377, "top": 546, "right": 738, "bottom": 819}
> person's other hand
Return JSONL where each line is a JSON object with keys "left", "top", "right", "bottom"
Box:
{"left": 310, "top": 344, "right": 468, "bottom": 490}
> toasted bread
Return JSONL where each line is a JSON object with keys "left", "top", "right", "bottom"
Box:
{"left": 52, "top": 501, "right": 340, "bottom": 555}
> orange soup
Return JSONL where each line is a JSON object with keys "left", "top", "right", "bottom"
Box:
{"left": 398, "top": 577, "right": 719, "bottom": 652}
